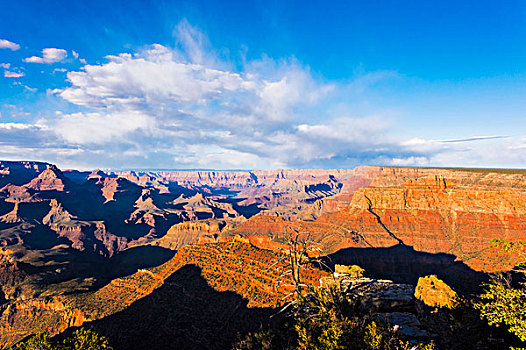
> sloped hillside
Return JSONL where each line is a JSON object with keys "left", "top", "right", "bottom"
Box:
{"left": 0, "top": 240, "right": 327, "bottom": 348}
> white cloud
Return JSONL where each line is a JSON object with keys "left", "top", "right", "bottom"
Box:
{"left": 54, "top": 111, "right": 152, "bottom": 144}
{"left": 61, "top": 45, "right": 250, "bottom": 108}
{"left": 24, "top": 48, "right": 68, "bottom": 64}
{"left": 390, "top": 156, "right": 430, "bottom": 166}
{"left": 391, "top": 135, "right": 526, "bottom": 169}
{"left": 4, "top": 71, "right": 24, "bottom": 78}
{"left": 0, "top": 63, "right": 11, "bottom": 69}
{"left": 46, "top": 88, "right": 63, "bottom": 95}
{"left": 0, "top": 122, "right": 35, "bottom": 130}
{"left": 40, "top": 27, "right": 417, "bottom": 169}
{"left": 173, "top": 19, "right": 209, "bottom": 65}
{"left": 0, "top": 122, "right": 52, "bottom": 160}
{"left": 9, "top": 20, "right": 521, "bottom": 170}
{"left": 438, "top": 135, "right": 508, "bottom": 143}
{"left": 429, "top": 137, "right": 526, "bottom": 168}
{"left": 0, "top": 39, "right": 20, "bottom": 51}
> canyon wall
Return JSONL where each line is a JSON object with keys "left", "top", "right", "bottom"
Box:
{"left": 233, "top": 167, "right": 526, "bottom": 272}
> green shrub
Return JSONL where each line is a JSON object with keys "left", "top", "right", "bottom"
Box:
{"left": 10, "top": 328, "right": 112, "bottom": 350}
{"left": 10, "top": 333, "right": 55, "bottom": 350}
{"left": 334, "top": 264, "right": 365, "bottom": 279}
{"left": 475, "top": 239, "right": 526, "bottom": 343}
{"left": 62, "top": 329, "right": 112, "bottom": 350}
{"left": 235, "top": 282, "right": 434, "bottom": 350}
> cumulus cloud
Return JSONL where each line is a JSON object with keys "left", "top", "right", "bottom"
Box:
{"left": 25, "top": 48, "right": 68, "bottom": 64}
{"left": 60, "top": 45, "right": 251, "bottom": 108}
{"left": 0, "top": 39, "right": 20, "bottom": 50}
{"left": 50, "top": 38, "right": 409, "bottom": 169}
{"left": 4, "top": 71, "right": 24, "bottom": 78}
{"left": 0, "top": 122, "right": 49, "bottom": 150}
{"left": 0, "top": 123, "right": 36, "bottom": 130}
{"left": 50, "top": 32, "right": 409, "bottom": 169}
{"left": 0, "top": 121, "right": 97, "bottom": 169}
{"left": 39, "top": 23, "right": 467, "bottom": 168}
{"left": 54, "top": 111, "right": 152, "bottom": 144}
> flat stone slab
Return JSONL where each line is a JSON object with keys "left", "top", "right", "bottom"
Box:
{"left": 376, "top": 312, "right": 431, "bottom": 339}
{"left": 342, "top": 278, "right": 415, "bottom": 312}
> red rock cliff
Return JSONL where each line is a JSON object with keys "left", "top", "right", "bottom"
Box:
{"left": 234, "top": 167, "right": 526, "bottom": 272}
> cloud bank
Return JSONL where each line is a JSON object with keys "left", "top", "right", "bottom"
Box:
{"left": 46, "top": 40, "right": 407, "bottom": 169}
{"left": 1, "top": 21, "right": 524, "bottom": 170}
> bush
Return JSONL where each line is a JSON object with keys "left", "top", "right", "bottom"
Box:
{"left": 475, "top": 239, "right": 526, "bottom": 343}
{"left": 334, "top": 264, "right": 364, "bottom": 279}
{"left": 62, "top": 329, "right": 112, "bottom": 350}
{"left": 475, "top": 274, "right": 526, "bottom": 342}
{"left": 234, "top": 327, "right": 274, "bottom": 350}
{"left": 11, "top": 333, "right": 55, "bottom": 350}
{"left": 414, "top": 275, "right": 460, "bottom": 309}
{"left": 235, "top": 282, "right": 434, "bottom": 350}
{"left": 10, "top": 328, "right": 112, "bottom": 350}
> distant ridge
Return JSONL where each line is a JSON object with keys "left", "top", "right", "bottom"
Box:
{"left": 380, "top": 165, "right": 526, "bottom": 174}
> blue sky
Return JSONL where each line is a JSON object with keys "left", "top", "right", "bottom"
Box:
{"left": 0, "top": 0, "right": 525, "bottom": 170}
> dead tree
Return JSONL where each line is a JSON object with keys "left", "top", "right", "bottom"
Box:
{"left": 273, "top": 226, "right": 327, "bottom": 303}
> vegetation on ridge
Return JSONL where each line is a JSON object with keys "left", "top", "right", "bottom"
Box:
{"left": 237, "top": 232, "right": 434, "bottom": 350}
{"left": 475, "top": 239, "right": 526, "bottom": 343}
{"left": 235, "top": 275, "right": 435, "bottom": 349}
{"left": 10, "top": 328, "right": 111, "bottom": 350}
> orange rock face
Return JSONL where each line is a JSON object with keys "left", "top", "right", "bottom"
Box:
{"left": 156, "top": 220, "right": 225, "bottom": 250}
{"left": 233, "top": 167, "right": 526, "bottom": 272}
{"left": 27, "top": 166, "right": 66, "bottom": 192}
{"left": 339, "top": 172, "right": 526, "bottom": 271}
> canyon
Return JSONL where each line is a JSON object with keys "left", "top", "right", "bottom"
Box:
{"left": 0, "top": 160, "right": 525, "bottom": 347}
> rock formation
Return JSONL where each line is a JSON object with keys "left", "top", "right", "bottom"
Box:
{"left": 26, "top": 166, "right": 66, "bottom": 192}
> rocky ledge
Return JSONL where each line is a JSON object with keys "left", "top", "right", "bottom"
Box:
{"left": 334, "top": 275, "right": 433, "bottom": 341}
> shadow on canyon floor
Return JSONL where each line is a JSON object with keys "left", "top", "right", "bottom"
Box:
{"left": 326, "top": 244, "right": 488, "bottom": 294}
{"left": 106, "top": 245, "right": 176, "bottom": 280}
{"left": 55, "top": 245, "right": 176, "bottom": 294}
{"left": 3, "top": 245, "right": 176, "bottom": 297}
{"left": 64, "top": 264, "right": 274, "bottom": 350}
